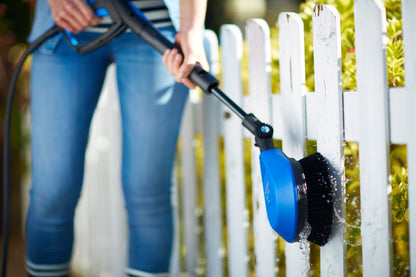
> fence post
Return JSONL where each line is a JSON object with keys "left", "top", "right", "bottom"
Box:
{"left": 402, "top": 0, "right": 416, "bottom": 273}
{"left": 312, "top": 4, "right": 346, "bottom": 276}
{"left": 355, "top": 0, "right": 392, "bottom": 276}
{"left": 180, "top": 100, "right": 200, "bottom": 276}
{"left": 246, "top": 18, "right": 276, "bottom": 277}
{"left": 202, "top": 30, "right": 224, "bottom": 277}
{"left": 278, "top": 12, "right": 309, "bottom": 277}
{"left": 220, "top": 24, "right": 249, "bottom": 277}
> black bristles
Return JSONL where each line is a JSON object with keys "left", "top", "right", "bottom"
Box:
{"left": 299, "top": 152, "right": 335, "bottom": 246}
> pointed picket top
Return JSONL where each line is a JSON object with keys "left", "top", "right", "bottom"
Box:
{"left": 221, "top": 24, "right": 244, "bottom": 95}
{"left": 277, "top": 12, "right": 310, "bottom": 277}
{"left": 313, "top": 4, "right": 346, "bottom": 277}
{"left": 278, "top": 12, "right": 306, "bottom": 160}
{"left": 246, "top": 18, "right": 272, "bottom": 122}
{"left": 278, "top": 12, "right": 306, "bottom": 97}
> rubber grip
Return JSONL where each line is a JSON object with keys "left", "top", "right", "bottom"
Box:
{"left": 188, "top": 64, "right": 219, "bottom": 93}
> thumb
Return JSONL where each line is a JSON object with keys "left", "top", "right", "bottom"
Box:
{"left": 177, "top": 60, "right": 196, "bottom": 81}
{"left": 178, "top": 56, "right": 209, "bottom": 79}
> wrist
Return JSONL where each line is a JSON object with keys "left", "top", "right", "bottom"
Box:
{"left": 177, "top": 27, "right": 204, "bottom": 40}
{"left": 179, "top": 23, "right": 204, "bottom": 34}
{"left": 179, "top": 1, "right": 206, "bottom": 32}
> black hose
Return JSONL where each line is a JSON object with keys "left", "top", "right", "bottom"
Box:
{"left": 1, "top": 25, "right": 60, "bottom": 277}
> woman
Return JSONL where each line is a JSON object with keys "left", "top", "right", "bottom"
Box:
{"left": 25, "top": 0, "right": 208, "bottom": 276}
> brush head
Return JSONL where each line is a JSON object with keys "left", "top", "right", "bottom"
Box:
{"left": 299, "top": 152, "right": 335, "bottom": 246}
{"left": 259, "top": 148, "right": 308, "bottom": 243}
{"left": 259, "top": 149, "right": 335, "bottom": 246}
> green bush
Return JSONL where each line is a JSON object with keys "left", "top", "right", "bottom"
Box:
{"left": 269, "top": 0, "right": 408, "bottom": 275}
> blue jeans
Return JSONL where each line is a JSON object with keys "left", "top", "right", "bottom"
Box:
{"left": 26, "top": 27, "right": 188, "bottom": 276}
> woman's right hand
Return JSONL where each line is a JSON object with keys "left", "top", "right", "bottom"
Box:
{"left": 47, "top": 0, "right": 100, "bottom": 33}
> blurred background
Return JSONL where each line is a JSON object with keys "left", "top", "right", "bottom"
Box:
{"left": 0, "top": 0, "right": 302, "bottom": 275}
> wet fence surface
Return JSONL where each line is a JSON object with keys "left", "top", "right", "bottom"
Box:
{"left": 62, "top": 0, "right": 416, "bottom": 276}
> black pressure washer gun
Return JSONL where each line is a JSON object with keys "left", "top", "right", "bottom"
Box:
{"left": 2, "top": 0, "right": 336, "bottom": 275}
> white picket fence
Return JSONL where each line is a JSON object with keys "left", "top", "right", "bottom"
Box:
{"left": 67, "top": 0, "right": 416, "bottom": 276}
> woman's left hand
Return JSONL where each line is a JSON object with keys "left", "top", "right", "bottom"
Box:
{"left": 162, "top": 29, "right": 209, "bottom": 89}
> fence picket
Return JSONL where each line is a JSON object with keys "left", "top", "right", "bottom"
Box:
{"left": 246, "top": 18, "right": 276, "bottom": 277}
{"left": 202, "top": 30, "right": 224, "bottom": 277}
{"left": 402, "top": 0, "right": 416, "bottom": 273}
{"left": 277, "top": 12, "right": 309, "bottom": 277}
{"left": 220, "top": 25, "right": 249, "bottom": 277}
{"left": 171, "top": 168, "right": 180, "bottom": 277}
{"left": 312, "top": 5, "right": 346, "bottom": 276}
{"left": 53, "top": 0, "right": 416, "bottom": 275}
{"left": 355, "top": 0, "right": 392, "bottom": 276}
{"left": 180, "top": 101, "right": 200, "bottom": 276}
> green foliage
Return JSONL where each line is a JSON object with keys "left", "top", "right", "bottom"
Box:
{"left": 269, "top": 0, "right": 408, "bottom": 275}
{"left": 272, "top": 0, "right": 408, "bottom": 275}
{"left": 390, "top": 144, "right": 409, "bottom": 276}
{"left": 271, "top": 0, "right": 405, "bottom": 91}
{"left": 387, "top": 16, "right": 405, "bottom": 87}
{"left": 344, "top": 142, "right": 362, "bottom": 276}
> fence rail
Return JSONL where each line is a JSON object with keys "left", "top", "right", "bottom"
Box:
{"left": 63, "top": 0, "right": 416, "bottom": 276}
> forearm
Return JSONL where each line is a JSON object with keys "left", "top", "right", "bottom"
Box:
{"left": 179, "top": 0, "right": 207, "bottom": 32}
{"left": 162, "top": 0, "right": 208, "bottom": 88}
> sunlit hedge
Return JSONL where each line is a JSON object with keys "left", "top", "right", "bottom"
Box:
{"left": 270, "top": 0, "right": 408, "bottom": 275}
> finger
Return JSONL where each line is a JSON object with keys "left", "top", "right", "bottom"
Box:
{"left": 172, "top": 53, "right": 183, "bottom": 76}
{"left": 182, "top": 78, "right": 197, "bottom": 89}
{"left": 167, "top": 49, "right": 179, "bottom": 75}
{"left": 58, "top": 12, "right": 83, "bottom": 33}
{"left": 178, "top": 63, "right": 195, "bottom": 81}
{"left": 73, "top": 0, "right": 100, "bottom": 25}
{"left": 63, "top": 1, "right": 88, "bottom": 30}
{"left": 162, "top": 49, "right": 171, "bottom": 68}
{"left": 55, "top": 16, "right": 76, "bottom": 33}
{"left": 55, "top": 9, "right": 81, "bottom": 32}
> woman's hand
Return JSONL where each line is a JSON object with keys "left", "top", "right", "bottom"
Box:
{"left": 162, "top": 29, "right": 209, "bottom": 89}
{"left": 47, "top": 0, "right": 100, "bottom": 33}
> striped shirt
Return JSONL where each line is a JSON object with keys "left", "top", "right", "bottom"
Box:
{"left": 87, "top": 0, "right": 173, "bottom": 32}
{"left": 29, "top": 0, "right": 179, "bottom": 42}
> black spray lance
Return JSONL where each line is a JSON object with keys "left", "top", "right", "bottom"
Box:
{"left": 2, "top": 0, "right": 336, "bottom": 275}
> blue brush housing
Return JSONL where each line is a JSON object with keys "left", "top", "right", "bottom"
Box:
{"left": 259, "top": 148, "right": 305, "bottom": 242}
